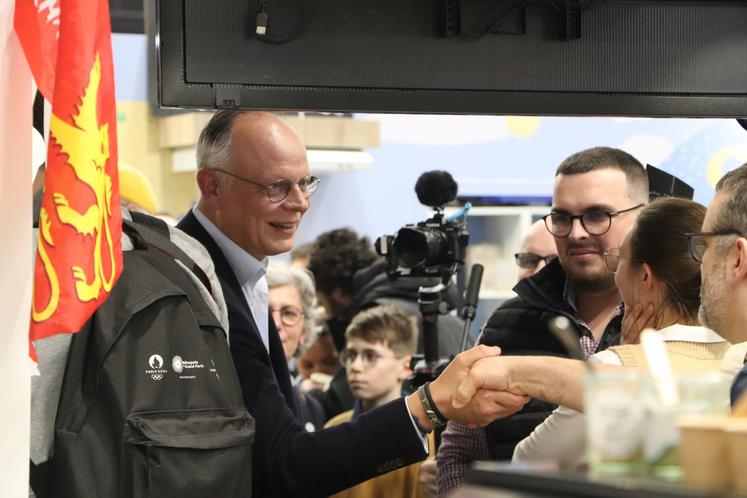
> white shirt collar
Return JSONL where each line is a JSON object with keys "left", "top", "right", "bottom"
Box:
{"left": 192, "top": 206, "right": 268, "bottom": 287}
{"left": 653, "top": 324, "right": 726, "bottom": 344}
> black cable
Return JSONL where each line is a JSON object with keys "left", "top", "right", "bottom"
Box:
{"left": 254, "top": 0, "right": 314, "bottom": 44}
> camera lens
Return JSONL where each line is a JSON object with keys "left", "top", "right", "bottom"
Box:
{"left": 393, "top": 227, "right": 446, "bottom": 268}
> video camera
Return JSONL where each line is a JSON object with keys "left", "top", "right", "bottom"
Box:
{"left": 373, "top": 171, "right": 482, "bottom": 390}
{"left": 374, "top": 171, "right": 470, "bottom": 286}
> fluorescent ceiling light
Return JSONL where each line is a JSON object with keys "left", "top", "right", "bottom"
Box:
{"left": 306, "top": 149, "right": 373, "bottom": 173}
{"left": 170, "top": 147, "right": 373, "bottom": 174}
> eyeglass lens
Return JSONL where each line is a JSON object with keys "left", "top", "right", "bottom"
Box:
{"left": 515, "top": 253, "right": 555, "bottom": 269}
{"left": 545, "top": 210, "right": 612, "bottom": 237}
{"left": 341, "top": 349, "right": 392, "bottom": 368}
{"left": 688, "top": 235, "right": 708, "bottom": 263}
{"left": 271, "top": 306, "right": 303, "bottom": 326}
{"left": 686, "top": 230, "right": 744, "bottom": 264}
{"left": 604, "top": 251, "right": 621, "bottom": 274}
{"left": 267, "top": 176, "right": 320, "bottom": 202}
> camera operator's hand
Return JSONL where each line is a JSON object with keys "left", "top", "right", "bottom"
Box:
{"left": 406, "top": 346, "right": 529, "bottom": 431}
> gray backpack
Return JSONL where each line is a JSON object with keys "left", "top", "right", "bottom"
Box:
{"left": 36, "top": 213, "right": 254, "bottom": 498}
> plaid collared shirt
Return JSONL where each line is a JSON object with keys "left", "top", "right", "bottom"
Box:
{"left": 563, "top": 283, "right": 624, "bottom": 359}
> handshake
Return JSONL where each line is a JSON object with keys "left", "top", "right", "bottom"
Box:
{"left": 406, "top": 346, "right": 544, "bottom": 431}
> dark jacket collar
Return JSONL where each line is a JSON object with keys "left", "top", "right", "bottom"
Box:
{"left": 510, "top": 257, "right": 622, "bottom": 354}
{"left": 512, "top": 257, "right": 573, "bottom": 316}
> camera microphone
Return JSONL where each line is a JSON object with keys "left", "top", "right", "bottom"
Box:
{"left": 376, "top": 168, "right": 467, "bottom": 282}
{"left": 415, "top": 171, "right": 458, "bottom": 208}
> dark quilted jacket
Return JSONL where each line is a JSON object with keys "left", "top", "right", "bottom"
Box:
{"left": 478, "top": 258, "right": 621, "bottom": 460}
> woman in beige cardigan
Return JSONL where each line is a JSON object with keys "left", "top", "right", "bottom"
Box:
{"left": 457, "top": 198, "right": 731, "bottom": 468}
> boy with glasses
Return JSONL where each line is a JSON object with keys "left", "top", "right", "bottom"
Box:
{"left": 328, "top": 305, "right": 434, "bottom": 498}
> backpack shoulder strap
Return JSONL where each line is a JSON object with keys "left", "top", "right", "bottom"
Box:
{"left": 130, "top": 210, "right": 170, "bottom": 238}
{"left": 122, "top": 215, "right": 212, "bottom": 293}
{"left": 137, "top": 243, "right": 222, "bottom": 330}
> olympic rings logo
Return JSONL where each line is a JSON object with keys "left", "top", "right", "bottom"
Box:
{"left": 151, "top": 373, "right": 163, "bottom": 381}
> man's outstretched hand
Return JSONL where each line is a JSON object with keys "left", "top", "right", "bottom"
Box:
{"left": 452, "top": 354, "right": 588, "bottom": 414}
{"left": 451, "top": 356, "right": 514, "bottom": 412}
{"left": 407, "top": 346, "right": 529, "bottom": 431}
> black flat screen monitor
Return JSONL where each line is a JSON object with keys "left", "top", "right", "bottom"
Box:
{"left": 153, "top": 0, "right": 747, "bottom": 117}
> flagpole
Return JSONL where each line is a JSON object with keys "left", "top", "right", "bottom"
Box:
{"left": 0, "top": 0, "right": 33, "bottom": 495}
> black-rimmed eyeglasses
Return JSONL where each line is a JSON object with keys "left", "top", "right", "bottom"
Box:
{"left": 211, "top": 168, "right": 320, "bottom": 203}
{"left": 543, "top": 204, "right": 643, "bottom": 238}
{"left": 686, "top": 229, "right": 744, "bottom": 263}
{"left": 514, "top": 252, "right": 556, "bottom": 270}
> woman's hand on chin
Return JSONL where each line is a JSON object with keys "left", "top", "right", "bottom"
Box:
{"left": 621, "top": 302, "right": 656, "bottom": 344}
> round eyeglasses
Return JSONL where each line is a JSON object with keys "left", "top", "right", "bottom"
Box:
{"left": 686, "top": 229, "right": 744, "bottom": 263}
{"left": 339, "top": 348, "right": 396, "bottom": 370}
{"left": 270, "top": 306, "right": 304, "bottom": 327}
{"left": 543, "top": 204, "right": 643, "bottom": 238}
{"left": 514, "top": 252, "right": 557, "bottom": 270}
{"left": 211, "top": 168, "right": 320, "bottom": 203}
{"left": 603, "top": 247, "right": 622, "bottom": 274}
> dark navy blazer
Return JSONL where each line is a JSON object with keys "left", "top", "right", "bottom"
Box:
{"left": 178, "top": 211, "right": 426, "bottom": 498}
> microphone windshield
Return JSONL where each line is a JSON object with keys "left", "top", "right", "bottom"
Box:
{"left": 414, "top": 171, "right": 458, "bottom": 208}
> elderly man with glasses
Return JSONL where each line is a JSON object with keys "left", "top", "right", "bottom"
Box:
{"left": 438, "top": 146, "right": 648, "bottom": 496}
{"left": 177, "top": 110, "right": 527, "bottom": 498}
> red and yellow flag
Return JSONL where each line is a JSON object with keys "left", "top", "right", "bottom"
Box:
{"left": 15, "top": 0, "right": 123, "bottom": 360}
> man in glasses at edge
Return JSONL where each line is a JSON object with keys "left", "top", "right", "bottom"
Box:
{"left": 691, "top": 164, "right": 747, "bottom": 407}
{"left": 514, "top": 219, "right": 559, "bottom": 281}
{"left": 438, "top": 146, "right": 649, "bottom": 496}
{"left": 176, "top": 110, "right": 528, "bottom": 498}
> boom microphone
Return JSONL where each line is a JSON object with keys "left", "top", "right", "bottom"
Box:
{"left": 414, "top": 171, "right": 458, "bottom": 208}
{"left": 462, "top": 264, "right": 483, "bottom": 322}
{"left": 459, "top": 264, "right": 484, "bottom": 352}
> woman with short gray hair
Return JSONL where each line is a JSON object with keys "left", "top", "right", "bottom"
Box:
{"left": 267, "top": 261, "right": 318, "bottom": 361}
{"left": 267, "top": 261, "right": 325, "bottom": 431}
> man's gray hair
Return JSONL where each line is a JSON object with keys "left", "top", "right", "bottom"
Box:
{"left": 195, "top": 111, "right": 243, "bottom": 170}
{"left": 713, "top": 162, "right": 747, "bottom": 238}
{"left": 267, "top": 261, "right": 318, "bottom": 355}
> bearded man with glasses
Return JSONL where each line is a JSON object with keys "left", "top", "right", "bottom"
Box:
{"left": 682, "top": 163, "right": 747, "bottom": 407}
{"left": 177, "top": 110, "right": 527, "bottom": 498}
{"left": 439, "top": 146, "right": 648, "bottom": 496}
